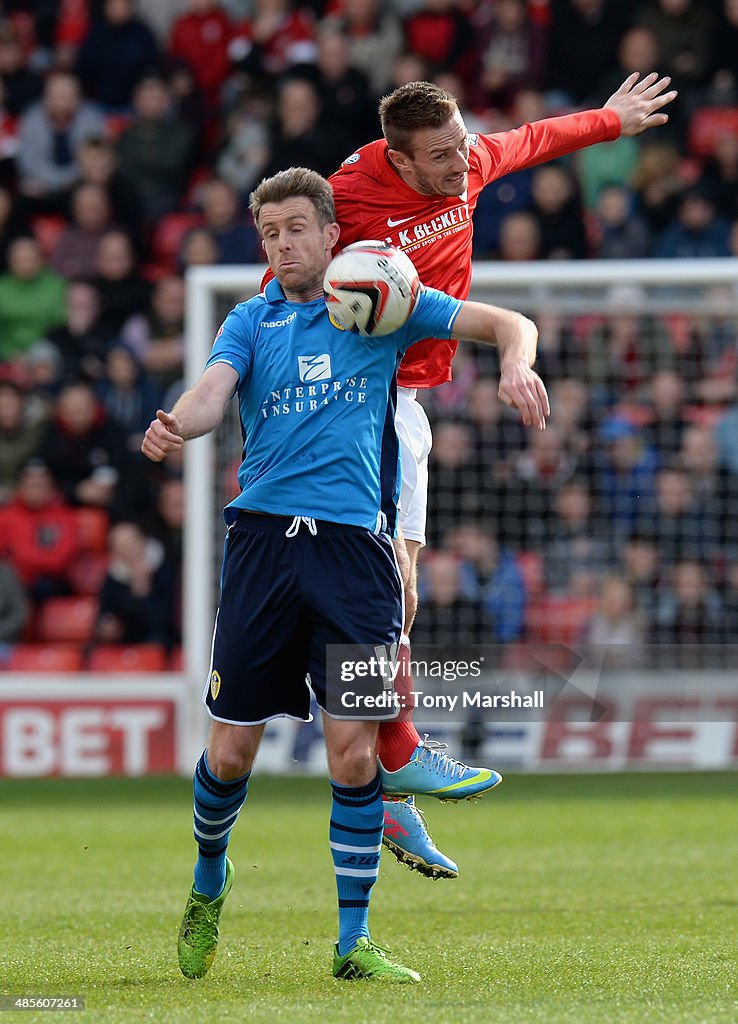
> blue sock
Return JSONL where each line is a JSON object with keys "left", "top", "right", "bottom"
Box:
{"left": 330, "top": 773, "right": 383, "bottom": 957}
{"left": 192, "top": 751, "right": 249, "bottom": 900}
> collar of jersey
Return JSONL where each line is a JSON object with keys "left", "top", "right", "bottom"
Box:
{"left": 264, "top": 278, "right": 288, "bottom": 304}
{"left": 264, "top": 278, "right": 324, "bottom": 314}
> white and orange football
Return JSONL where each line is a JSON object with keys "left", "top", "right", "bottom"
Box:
{"left": 323, "top": 241, "right": 420, "bottom": 337}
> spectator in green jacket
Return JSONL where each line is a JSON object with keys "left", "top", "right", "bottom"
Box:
{"left": 0, "top": 236, "right": 66, "bottom": 361}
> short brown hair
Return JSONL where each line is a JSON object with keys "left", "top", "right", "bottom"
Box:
{"left": 379, "top": 82, "right": 459, "bottom": 156}
{"left": 249, "top": 167, "right": 336, "bottom": 230}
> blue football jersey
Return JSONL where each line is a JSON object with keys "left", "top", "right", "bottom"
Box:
{"left": 205, "top": 278, "right": 462, "bottom": 533}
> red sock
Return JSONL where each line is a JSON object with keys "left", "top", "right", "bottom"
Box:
{"left": 376, "top": 640, "right": 421, "bottom": 771}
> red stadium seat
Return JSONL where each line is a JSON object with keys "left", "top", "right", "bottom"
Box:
{"left": 8, "top": 644, "right": 84, "bottom": 672}
{"left": 525, "top": 595, "right": 599, "bottom": 646}
{"left": 73, "top": 508, "right": 109, "bottom": 553}
{"left": 36, "top": 596, "right": 98, "bottom": 643}
{"left": 151, "top": 211, "right": 203, "bottom": 270}
{"left": 67, "top": 552, "right": 109, "bottom": 595}
{"left": 88, "top": 644, "right": 168, "bottom": 672}
{"left": 688, "top": 106, "right": 738, "bottom": 158}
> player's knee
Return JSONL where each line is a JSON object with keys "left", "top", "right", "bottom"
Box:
{"left": 206, "top": 740, "right": 256, "bottom": 781}
{"left": 207, "top": 723, "right": 262, "bottom": 780}
{"left": 330, "top": 741, "right": 377, "bottom": 788}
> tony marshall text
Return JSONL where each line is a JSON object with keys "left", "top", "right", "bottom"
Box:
{"left": 340, "top": 690, "right": 545, "bottom": 711}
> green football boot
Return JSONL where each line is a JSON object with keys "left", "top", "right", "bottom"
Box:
{"left": 333, "top": 937, "right": 421, "bottom": 983}
{"left": 177, "top": 858, "right": 235, "bottom": 979}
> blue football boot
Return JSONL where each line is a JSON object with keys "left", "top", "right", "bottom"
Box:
{"left": 382, "top": 797, "right": 458, "bottom": 880}
{"left": 379, "top": 734, "right": 502, "bottom": 801}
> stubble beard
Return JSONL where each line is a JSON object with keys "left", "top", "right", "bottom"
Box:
{"left": 280, "top": 264, "right": 326, "bottom": 302}
{"left": 415, "top": 171, "right": 467, "bottom": 198}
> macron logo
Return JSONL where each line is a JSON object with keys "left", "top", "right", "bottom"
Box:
{"left": 298, "top": 354, "right": 332, "bottom": 382}
{"left": 261, "top": 312, "right": 297, "bottom": 328}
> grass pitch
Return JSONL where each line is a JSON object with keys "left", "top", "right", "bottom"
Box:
{"left": 1, "top": 772, "right": 736, "bottom": 1024}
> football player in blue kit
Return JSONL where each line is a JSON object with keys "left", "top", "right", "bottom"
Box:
{"left": 142, "top": 166, "right": 548, "bottom": 984}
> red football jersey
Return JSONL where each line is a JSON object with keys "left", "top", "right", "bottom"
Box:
{"left": 329, "top": 109, "right": 620, "bottom": 388}
{"left": 169, "top": 10, "right": 233, "bottom": 93}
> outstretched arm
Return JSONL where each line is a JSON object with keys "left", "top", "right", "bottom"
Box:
{"left": 483, "top": 73, "right": 677, "bottom": 180}
{"left": 452, "top": 302, "right": 549, "bottom": 431}
{"left": 141, "top": 362, "right": 239, "bottom": 462}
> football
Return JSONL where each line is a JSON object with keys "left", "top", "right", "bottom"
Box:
{"left": 323, "top": 241, "right": 420, "bottom": 337}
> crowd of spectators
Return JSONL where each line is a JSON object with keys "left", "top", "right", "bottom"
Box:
{"left": 0, "top": 0, "right": 738, "bottom": 668}
{"left": 421, "top": 295, "right": 738, "bottom": 667}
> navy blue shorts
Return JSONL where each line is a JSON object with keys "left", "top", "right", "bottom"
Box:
{"left": 204, "top": 513, "right": 403, "bottom": 724}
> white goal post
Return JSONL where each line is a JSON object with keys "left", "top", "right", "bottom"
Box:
{"left": 183, "top": 259, "right": 738, "bottom": 768}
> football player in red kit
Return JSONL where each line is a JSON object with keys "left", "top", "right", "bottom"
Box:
{"left": 327, "top": 72, "right": 676, "bottom": 879}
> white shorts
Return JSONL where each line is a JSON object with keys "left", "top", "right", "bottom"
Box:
{"left": 396, "top": 386, "right": 432, "bottom": 546}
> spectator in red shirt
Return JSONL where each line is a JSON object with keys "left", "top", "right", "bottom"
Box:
{"left": 230, "top": 0, "right": 317, "bottom": 84}
{"left": 0, "top": 459, "right": 79, "bottom": 601}
{"left": 169, "top": 0, "right": 233, "bottom": 104}
{"left": 403, "top": 0, "right": 477, "bottom": 90}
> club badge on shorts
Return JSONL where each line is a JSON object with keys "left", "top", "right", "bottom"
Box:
{"left": 210, "top": 671, "right": 221, "bottom": 700}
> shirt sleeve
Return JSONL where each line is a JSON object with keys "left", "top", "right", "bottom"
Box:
{"left": 395, "top": 287, "right": 463, "bottom": 353}
{"left": 476, "top": 108, "right": 621, "bottom": 184}
{"left": 204, "top": 304, "right": 254, "bottom": 384}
